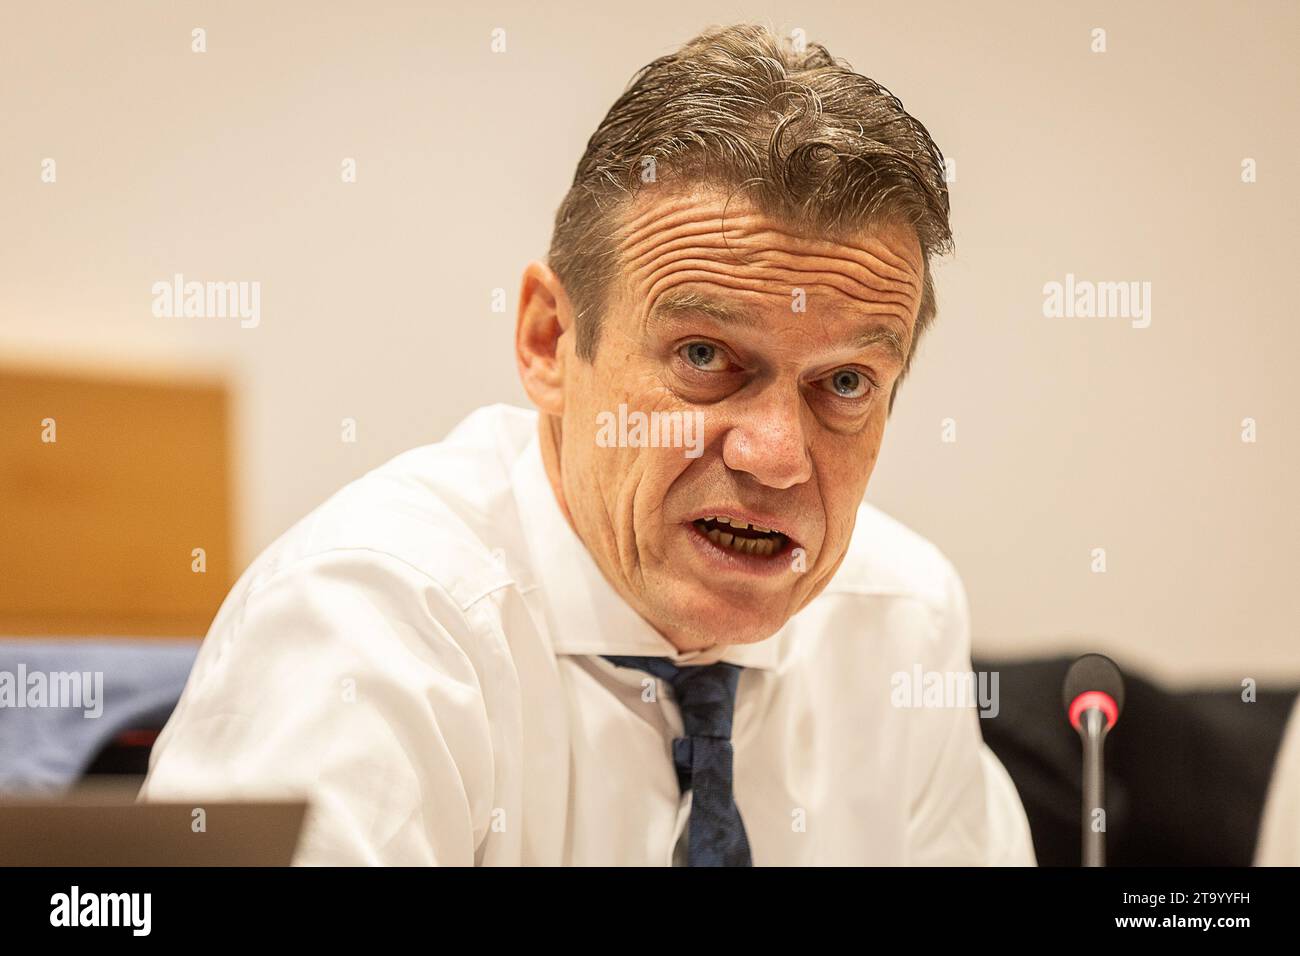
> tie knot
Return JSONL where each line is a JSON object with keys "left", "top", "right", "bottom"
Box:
{"left": 603, "top": 655, "right": 743, "bottom": 739}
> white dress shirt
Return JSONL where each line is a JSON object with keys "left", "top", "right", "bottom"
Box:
{"left": 1256, "top": 696, "right": 1300, "bottom": 865}
{"left": 140, "top": 403, "right": 1036, "bottom": 866}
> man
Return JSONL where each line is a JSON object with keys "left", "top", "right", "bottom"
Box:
{"left": 141, "top": 23, "right": 1036, "bottom": 866}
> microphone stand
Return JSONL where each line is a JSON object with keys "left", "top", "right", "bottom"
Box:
{"left": 1077, "top": 707, "right": 1110, "bottom": 867}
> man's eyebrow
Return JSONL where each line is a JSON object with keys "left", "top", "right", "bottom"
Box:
{"left": 852, "top": 326, "right": 910, "bottom": 365}
{"left": 649, "top": 288, "right": 911, "bottom": 364}
{"left": 647, "top": 289, "right": 758, "bottom": 327}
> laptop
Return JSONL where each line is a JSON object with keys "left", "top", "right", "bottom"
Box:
{"left": 0, "top": 798, "right": 307, "bottom": 866}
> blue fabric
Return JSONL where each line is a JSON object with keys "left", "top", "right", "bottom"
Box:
{"left": 604, "top": 655, "right": 752, "bottom": 866}
{"left": 0, "top": 639, "right": 200, "bottom": 793}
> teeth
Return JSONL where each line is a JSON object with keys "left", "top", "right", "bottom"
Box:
{"left": 707, "top": 520, "right": 774, "bottom": 535}
{"left": 715, "top": 516, "right": 752, "bottom": 531}
{"left": 703, "top": 527, "right": 781, "bottom": 557}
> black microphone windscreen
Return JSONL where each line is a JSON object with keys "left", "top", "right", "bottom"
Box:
{"left": 1062, "top": 653, "right": 1125, "bottom": 715}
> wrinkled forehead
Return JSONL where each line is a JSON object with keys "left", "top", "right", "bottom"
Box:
{"left": 612, "top": 183, "right": 925, "bottom": 333}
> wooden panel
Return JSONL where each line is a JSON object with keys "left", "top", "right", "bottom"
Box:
{"left": 0, "top": 366, "right": 233, "bottom": 637}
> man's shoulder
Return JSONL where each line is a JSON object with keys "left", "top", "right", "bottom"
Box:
{"left": 820, "top": 501, "right": 964, "bottom": 616}
{"left": 236, "top": 403, "right": 537, "bottom": 610}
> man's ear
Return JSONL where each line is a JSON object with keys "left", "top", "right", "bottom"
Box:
{"left": 516, "top": 261, "right": 572, "bottom": 416}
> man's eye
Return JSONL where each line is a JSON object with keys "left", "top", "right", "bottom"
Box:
{"left": 679, "top": 341, "right": 729, "bottom": 371}
{"left": 822, "top": 368, "right": 873, "bottom": 399}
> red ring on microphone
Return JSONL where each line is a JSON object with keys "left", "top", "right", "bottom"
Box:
{"left": 1069, "top": 691, "right": 1119, "bottom": 731}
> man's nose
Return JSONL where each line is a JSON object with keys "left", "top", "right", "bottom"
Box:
{"left": 719, "top": 389, "right": 813, "bottom": 490}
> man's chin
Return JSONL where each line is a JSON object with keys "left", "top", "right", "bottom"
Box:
{"left": 648, "top": 585, "right": 791, "bottom": 650}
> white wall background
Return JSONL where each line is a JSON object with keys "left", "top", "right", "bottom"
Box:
{"left": 3, "top": 0, "right": 1296, "bottom": 685}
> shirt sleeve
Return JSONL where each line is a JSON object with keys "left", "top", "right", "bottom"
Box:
{"left": 979, "top": 743, "right": 1038, "bottom": 866}
{"left": 1255, "top": 696, "right": 1300, "bottom": 865}
{"left": 138, "top": 548, "right": 503, "bottom": 866}
{"left": 904, "top": 559, "right": 1038, "bottom": 866}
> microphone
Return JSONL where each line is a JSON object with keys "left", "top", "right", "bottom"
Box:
{"left": 1062, "top": 654, "right": 1125, "bottom": 867}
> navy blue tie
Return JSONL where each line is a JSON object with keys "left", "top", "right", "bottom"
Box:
{"left": 604, "top": 655, "right": 752, "bottom": 866}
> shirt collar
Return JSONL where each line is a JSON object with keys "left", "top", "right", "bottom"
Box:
{"left": 510, "top": 429, "right": 781, "bottom": 670}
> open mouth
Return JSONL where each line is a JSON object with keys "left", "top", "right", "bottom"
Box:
{"left": 691, "top": 516, "right": 790, "bottom": 558}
